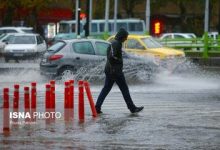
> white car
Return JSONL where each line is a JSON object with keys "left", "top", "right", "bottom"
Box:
{"left": 159, "top": 33, "right": 197, "bottom": 39}
{"left": 158, "top": 33, "right": 197, "bottom": 50}
{"left": 0, "top": 33, "right": 17, "bottom": 53}
{"left": 0, "top": 27, "right": 33, "bottom": 34}
{"left": 208, "top": 32, "right": 218, "bottom": 40}
{"left": 4, "top": 33, "right": 47, "bottom": 62}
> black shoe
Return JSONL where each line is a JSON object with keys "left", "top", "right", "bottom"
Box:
{"left": 130, "top": 106, "right": 144, "bottom": 113}
{"left": 95, "top": 106, "right": 103, "bottom": 114}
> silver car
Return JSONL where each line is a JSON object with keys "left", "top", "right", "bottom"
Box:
{"left": 40, "top": 39, "right": 158, "bottom": 81}
{"left": 4, "top": 33, "right": 47, "bottom": 62}
{"left": 0, "top": 33, "right": 16, "bottom": 54}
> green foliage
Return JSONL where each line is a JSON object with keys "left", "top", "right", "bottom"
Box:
{"left": 203, "top": 32, "right": 209, "bottom": 58}
{"left": 0, "top": 0, "right": 59, "bottom": 26}
{"left": 93, "top": 0, "right": 105, "bottom": 19}
{"left": 102, "top": 32, "right": 110, "bottom": 40}
{"left": 20, "top": 0, "right": 55, "bottom": 10}
{"left": 120, "top": 0, "right": 143, "bottom": 17}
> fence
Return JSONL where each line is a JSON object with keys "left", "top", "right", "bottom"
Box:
{"left": 158, "top": 33, "right": 220, "bottom": 58}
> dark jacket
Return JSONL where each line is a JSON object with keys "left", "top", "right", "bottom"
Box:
{"left": 105, "top": 28, "right": 128, "bottom": 75}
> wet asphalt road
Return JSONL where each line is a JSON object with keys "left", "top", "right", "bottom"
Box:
{"left": 0, "top": 62, "right": 220, "bottom": 149}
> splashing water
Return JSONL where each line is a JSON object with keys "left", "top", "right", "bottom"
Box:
{"left": 0, "top": 58, "right": 219, "bottom": 92}
{"left": 57, "top": 57, "right": 158, "bottom": 84}
{"left": 0, "top": 69, "right": 46, "bottom": 84}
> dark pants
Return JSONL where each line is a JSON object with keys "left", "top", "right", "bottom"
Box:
{"left": 96, "top": 72, "right": 136, "bottom": 111}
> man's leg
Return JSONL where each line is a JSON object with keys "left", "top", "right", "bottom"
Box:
{"left": 115, "top": 73, "right": 136, "bottom": 111}
{"left": 95, "top": 74, "right": 114, "bottom": 112}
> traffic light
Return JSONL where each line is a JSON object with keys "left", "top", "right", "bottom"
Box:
{"left": 152, "top": 20, "right": 163, "bottom": 35}
{"left": 80, "top": 13, "right": 86, "bottom": 20}
{"left": 155, "top": 22, "right": 160, "bottom": 34}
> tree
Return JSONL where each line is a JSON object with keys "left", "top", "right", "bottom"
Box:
{"left": 0, "top": 0, "right": 61, "bottom": 27}
{"left": 208, "top": 0, "right": 220, "bottom": 32}
{"left": 0, "top": 0, "right": 21, "bottom": 25}
{"left": 120, "top": 0, "right": 143, "bottom": 18}
{"left": 151, "top": 0, "right": 204, "bottom": 34}
{"left": 93, "top": 0, "right": 105, "bottom": 19}
{"left": 20, "top": 0, "right": 58, "bottom": 28}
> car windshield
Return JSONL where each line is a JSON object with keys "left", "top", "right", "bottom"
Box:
{"left": 22, "top": 29, "right": 33, "bottom": 33}
{"left": 48, "top": 41, "right": 66, "bottom": 52}
{"left": 141, "top": 37, "right": 163, "bottom": 48}
{"left": 187, "top": 34, "right": 196, "bottom": 38}
{"left": 0, "top": 34, "right": 7, "bottom": 40}
{"left": 9, "top": 36, "right": 36, "bottom": 44}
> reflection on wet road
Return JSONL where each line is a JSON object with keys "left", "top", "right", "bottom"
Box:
{"left": 0, "top": 64, "right": 220, "bottom": 149}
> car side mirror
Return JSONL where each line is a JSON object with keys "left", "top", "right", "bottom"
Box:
{"left": 2, "top": 40, "right": 8, "bottom": 45}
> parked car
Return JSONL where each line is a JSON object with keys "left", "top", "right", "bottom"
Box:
{"left": 0, "top": 33, "right": 18, "bottom": 54}
{"left": 108, "top": 35, "right": 185, "bottom": 60}
{"left": 159, "top": 33, "right": 197, "bottom": 39}
{"left": 3, "top": 33, "right": 47, "bottom": 62}
{"left": 0, "top": 26, "right": 33, "bottom": 34}
{"left": 40, "top": 39, "right": 159, "bottom": 81}
{"left": 208, "top": 32, "right": 218, "bottom": 40}
{"left": 204, "top": 32, "right": 219, "bottom": 46}
{"left": 158, "top": 33, "right": 197, "bottom": 50}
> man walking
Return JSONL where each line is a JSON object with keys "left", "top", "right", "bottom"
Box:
{"left": 95, "top": 28, "right": 144, "bottom": 114}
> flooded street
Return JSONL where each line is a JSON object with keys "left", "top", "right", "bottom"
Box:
{"left": 0, "top": 62, "right": 220, "bottom": 149}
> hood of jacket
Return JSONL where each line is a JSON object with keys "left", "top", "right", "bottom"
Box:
{"left": 115, "top": 28, "right": 129, "bottom": 42}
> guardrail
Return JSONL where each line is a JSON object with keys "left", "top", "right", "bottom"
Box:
{"left": 158, "top": 33, "right": 220, "bottom": 58}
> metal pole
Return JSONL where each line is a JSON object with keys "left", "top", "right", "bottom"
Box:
{"left": 85, "top": 0, "right": 90, "bottom": 37}
{"left": 75, "top": 0, "right": 79, "bottom": 34}
{"left": 77, "top": 0, "right": 81, "bottom": 38}
{"left": 204, "top": 0, "right": 209, "bottom": 32}
{"left": 104, "top": 0, "right": 110, "bottom": 32}
{"left": 203, "top": 0, "right": 209, "bottom": 59}
{"left": 114, "top": 0, "right": 118, "bottom": 33}
{"left": 89, "top": 0, "right": 93, "bottom": 35}
{"left": 146, "top": 0, "right": 150, "bottom": 34}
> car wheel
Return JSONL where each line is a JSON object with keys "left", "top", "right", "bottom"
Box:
{"left": 61, "top": 69, "right": 75, "bottom": 76}
{"left": 4, "top": 57, "right": 9, "bottom": 63}
{"left": 15, "top": 59, "right": 19, "bottom": 63}
{"left": 58, "top": 67, "right": 77, "bottom": 80}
